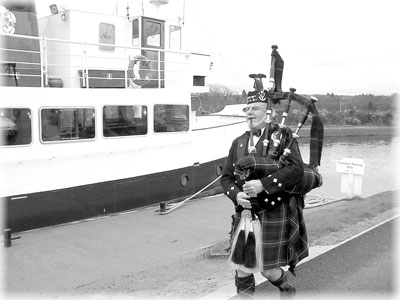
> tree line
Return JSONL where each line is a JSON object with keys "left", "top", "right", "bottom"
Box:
{"left": 196, "top": 84, "right": 397, "bottom": 126}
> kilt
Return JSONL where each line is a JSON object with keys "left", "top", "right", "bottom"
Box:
{"left": 231, "top": 195, "right": 308, "bottom": 272}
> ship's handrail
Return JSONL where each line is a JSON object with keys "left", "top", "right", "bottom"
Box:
{"left": 0, "top": 33, "right": 193, "bottom": 56}
{"left": 0, "top": 33, "right": 208, "bottom": 88}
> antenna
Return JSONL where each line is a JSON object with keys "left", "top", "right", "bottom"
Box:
{"left": 182, "top": 0, "right": 186, "bottom": 26}
{"left": 126, "top": 2, "right": 130, "bottom": 19}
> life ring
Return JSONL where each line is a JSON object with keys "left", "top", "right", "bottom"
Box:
{"left": 127, "top": 55, "right": 150, "bottom": 87}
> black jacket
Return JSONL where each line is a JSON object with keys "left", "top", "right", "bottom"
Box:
{"left": 220, "top": 126, "right": 304, "bottom": 211}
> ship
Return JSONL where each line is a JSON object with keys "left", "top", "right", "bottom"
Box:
{"left": 0, "top": 0, "right": 246, "bottom": 232}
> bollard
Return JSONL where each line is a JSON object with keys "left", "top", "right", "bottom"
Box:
{"left": 4, "top": 229, "right": 12, "bottom": 248}
{"left": 160, "top": 202, "right": 166, "bottom": 213}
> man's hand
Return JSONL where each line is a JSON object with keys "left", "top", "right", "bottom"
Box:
{"left": 243, "top": 180, "right": 264, "bottom": 196}
{"left": 236, "top": 192, "right": 252, "bottom": 209}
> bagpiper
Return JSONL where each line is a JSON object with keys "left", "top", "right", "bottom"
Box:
{"left": 221, "top": 45, "right": 323, "bottom": 298}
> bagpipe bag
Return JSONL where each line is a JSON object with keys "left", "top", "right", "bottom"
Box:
{"left": 234, "top": 156, "right": 322, "bottom": 195}
{"left": 233, "top": 126, "right": 322, "bottom": 211}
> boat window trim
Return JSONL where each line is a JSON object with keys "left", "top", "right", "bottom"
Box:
{"left": 142, "top": 17, "right": 165, "bottom": 49}
{"left": 153, "top": 104, "right": 190, "bottom": 134}
{"left": 99, "top": 23, "right": 116, "bottom": 51}
{"left": 0, "top": 107, "right": 33, "bottom": 147}
{"left": 39, "top": 106, "right": 97, "bottom": 143}
{"left": 132, "top": 18, "right": 140, "bottom": 47}
{"left": 102, "top": 105, "right": 148, "bottom": 138}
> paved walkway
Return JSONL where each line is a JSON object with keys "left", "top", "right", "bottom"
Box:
{"left": 2, "top": 193, "right": 341, "bottom": 299}
{"left": 3, "top": 194, "right": 234, "bottom": 295}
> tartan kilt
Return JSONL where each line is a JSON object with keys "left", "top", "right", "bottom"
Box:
{"left": 230, "top": 195, "right": 309, "bottom": 271}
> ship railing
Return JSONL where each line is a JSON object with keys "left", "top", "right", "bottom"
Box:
{"left": 0, "top": 33, "right": 208, "bottom": 89}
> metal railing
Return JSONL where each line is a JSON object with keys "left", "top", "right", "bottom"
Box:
{"left": 0, "top": 33, "right": 196, "bottom": 88}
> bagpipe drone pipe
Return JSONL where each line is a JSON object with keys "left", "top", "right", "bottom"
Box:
{"left": 234, "top": 46, "right": 324, "bottom": 211}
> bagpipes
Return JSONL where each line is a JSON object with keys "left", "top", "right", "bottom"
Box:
{"left": 235, "top": 45, "right": 324, "bottom": 200}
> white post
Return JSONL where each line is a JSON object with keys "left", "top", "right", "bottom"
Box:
{"left": 81, "top": 42, "right": 89, "bottom": 88}
{"left": 41, "top": 37, "right": 48, "bottom": 87}
{"left": 158, "top": 50, "right": 161, "bottom": 88}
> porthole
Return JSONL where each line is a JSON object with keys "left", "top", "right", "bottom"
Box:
{"left": 180, "top": 174, "right": 189, "bottom": 187}
{"left": 216, "top": 165, "right": 223, "bottom": 176}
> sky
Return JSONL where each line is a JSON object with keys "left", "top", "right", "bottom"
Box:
{"left": 184, "top": 0, "right": 399, "bottom": 96}
{"left": 34, "top": 0, "right": 399, "bottom": 96}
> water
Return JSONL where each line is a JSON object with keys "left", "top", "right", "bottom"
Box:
{"left": 298, "top": 134, "right": 398, "bottom": 200}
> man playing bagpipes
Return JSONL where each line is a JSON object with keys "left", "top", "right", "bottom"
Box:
{"left": 220, "top": 45, "right": 323, "bottom": 298}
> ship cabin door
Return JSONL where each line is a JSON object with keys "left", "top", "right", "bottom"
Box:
{"left": 132, "top": 17, "right": 165, "bottom": 88}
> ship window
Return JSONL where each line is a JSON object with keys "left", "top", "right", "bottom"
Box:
{"left": 169, "top": 25, "right": 181, "bottom": 49}
{"left": 103, "top": 105, "right": 147, "bottom": 137}
{"left": 99, "top": 23, "right": 115, "bottom": 51}
{"left": 132, "top": 18, "right": 139, "bottom": 47}
{"left": 193, "top": 76, "right": 205, "bottom": 86}
{"left": 154, "top": 104, "right": 189, "bottom": 133}
{"left": 145, "top": 20, "right": 161, "bottom": 47}
{"left": 0, "top": 108, "right": 32, "bottom": 146}
{"left": 40, "top": 108, "right": 96, "bottom": 142}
